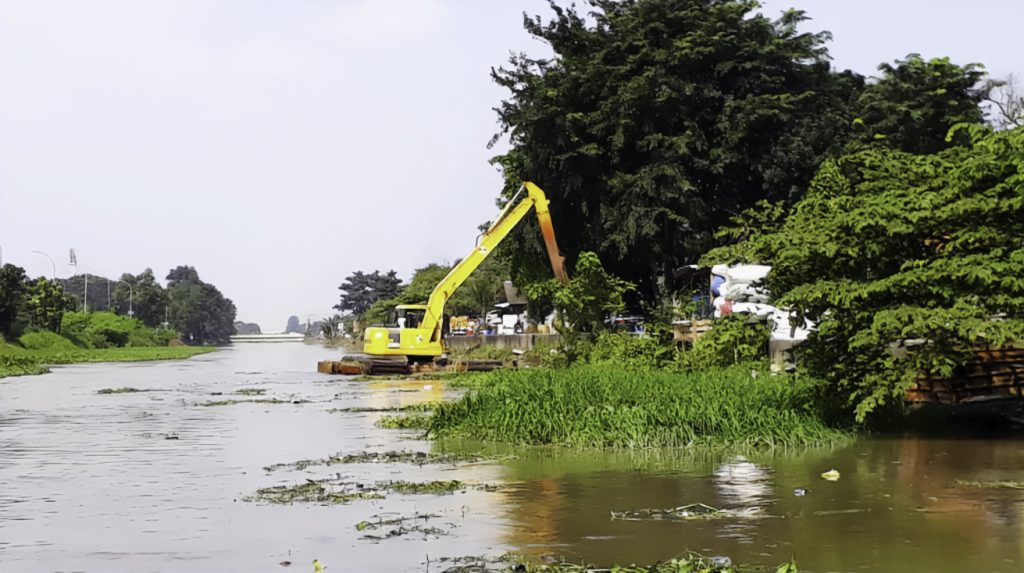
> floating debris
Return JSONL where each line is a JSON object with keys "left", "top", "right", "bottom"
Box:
{"left": 955, "top": 479, "right": 1024, "bottom": 490}
{"left": 610, "top": 503, "right": 723, "bottom": 522}
{"left": 820, "top": 469, "right": 841, "bottom": 481}
{"left": 97, "top": 387, "right": 145, "bottom": 394}
{"left": 793, "top": 488, "right": 808, "bottom": 497}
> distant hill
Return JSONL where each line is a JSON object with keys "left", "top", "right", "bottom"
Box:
{"left": 234, "top": 321, "right": 262, "bottom": 335}
{"left": 284, "top": 315, "right": 304, "bottom": 334}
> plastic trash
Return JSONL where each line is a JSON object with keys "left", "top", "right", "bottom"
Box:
{"left": 821, "top": 469, "right": 840, "bottom": 481}
{"left": 793, "top": 487, "right": 808, "bottom": 496}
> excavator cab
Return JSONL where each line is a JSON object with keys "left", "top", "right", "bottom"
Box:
{"left": 362, "top": 181, "right": 567, "bottom": 360}
{"left": 363, "top": 304, "right": 440, "bottom": 358}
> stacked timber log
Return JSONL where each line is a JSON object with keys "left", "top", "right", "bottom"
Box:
{"left": 907, "top": 347, "right": 1024, "bottom": 405}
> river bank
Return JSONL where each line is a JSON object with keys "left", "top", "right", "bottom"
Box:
{"left": 0, "top": 342, "right": 215, "bottom": 378}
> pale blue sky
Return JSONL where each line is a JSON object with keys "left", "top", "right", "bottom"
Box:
{"left": 1, "top": 1, "right": 1020, "bottom": 330}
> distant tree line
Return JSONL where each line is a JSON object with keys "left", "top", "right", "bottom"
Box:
{"left": 334, "top": 257, "right": 509, "bottom": 326}
{"left": 0, "top": 264, "right": 236, "bottom": 345}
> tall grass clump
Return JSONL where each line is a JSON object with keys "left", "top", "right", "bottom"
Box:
{"left": 429, "top": 363, "right": 846, "bottom": 448}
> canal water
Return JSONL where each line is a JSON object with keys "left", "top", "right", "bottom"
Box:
{"left": 1, "top": 343, "right": 1023, "bottom": 572}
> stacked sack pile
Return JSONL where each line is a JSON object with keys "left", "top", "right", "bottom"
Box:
{"left": 709, "top": 264, "right": 813, "bottom": 371}
{"left": 710, "top": 264, "right": 773, "bottom": 320}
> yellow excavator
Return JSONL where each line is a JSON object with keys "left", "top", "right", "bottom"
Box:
{"left": 362, "top": 181, "right": 568, "bottom": 360}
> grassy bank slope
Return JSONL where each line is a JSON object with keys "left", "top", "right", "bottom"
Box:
{"left": 429, "top": 363, "right": 846, "bottom": 448}
{"left": 0, "top": 342, "right": 215, "bottom": 379}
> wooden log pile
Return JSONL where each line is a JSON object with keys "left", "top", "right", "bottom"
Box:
{"left": 907, "top": 347, "right": 1024, "bottom": 405}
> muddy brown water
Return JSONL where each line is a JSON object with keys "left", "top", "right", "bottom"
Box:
{"left": 1, "top": 344, "right": 1023, "bottom": 572}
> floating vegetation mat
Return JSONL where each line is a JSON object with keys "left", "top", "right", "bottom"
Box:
{"left": 376, "top": 413, "right": 433, "bottom": 429}
{"left": 355, "top": 512, "right": 455, "bottom": 541}
{"left": 430, "top": 554, "right": 783, "bottom": 573}
{"left": 263, "top": 450, "right": 512, "bottom": 472}
{"left": 200, "top": 398, "right": 308, "bottom": 407}
{"left": 610, "top": 503, "right": 724, "bottom": 522}
{"left": 245, "top": 478, "right": 499, "bottom": 504}
{"left": 244, "top": 480, "right": 384, "bottom": 504}
{"left": 955, "top": 479, "right": 1024, "bottom": 490}
{"left": 234, "top": 387, "right": 266, "bottom": 396}
{"left": 326, "top": 402, "right": 438, "bottom": 414}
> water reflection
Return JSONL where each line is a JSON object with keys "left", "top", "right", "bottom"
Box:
{"left": 491, "top": 438, "right": 1024, "bottom": 571}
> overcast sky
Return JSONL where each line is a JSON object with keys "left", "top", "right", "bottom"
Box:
{"left": 1, "top": 1, "right": 1020, "bottom": 331}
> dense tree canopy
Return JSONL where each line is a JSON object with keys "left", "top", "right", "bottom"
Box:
{"left": 112, "top": 269, "right": 170, "bottom": 328}
{"left": 489, "top": 0, "right": 998, "bottom": 309}
{"left": 491, "top": 0, "right": 866, "bottom": 299}
{"left": 0, "top": 264, "right": 29, "bottom": 337}
{"left": 166, "top": 266, "right": 237, "bottom": 345}
{"left": 850, "top": 54, "right": 991, "bottom": 154}
{"left": 334, "top": 270, "right": 402, "bottom": 316}
{"left": 61, "top": 274, "right": 113, "bottom": 312}
{"left": 704, "top": 125, "right": 1024, "bottom": 420}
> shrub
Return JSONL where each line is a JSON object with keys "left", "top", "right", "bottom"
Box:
{"left": 60, "top": 311, "right": 176, "bottom": 348}
{"left": 18, "top": 330, "right": 79, "bottom": 352}
{"left": 681, "top": 315, "right": 769, "bottom": 369}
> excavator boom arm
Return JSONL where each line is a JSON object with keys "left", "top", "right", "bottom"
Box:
{"left": 420, "top": 182, "right": 567, "bottom": 339}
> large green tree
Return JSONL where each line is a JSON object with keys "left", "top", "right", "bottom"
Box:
{"left": 851, "top": 54, "right": 991, "bottom": 154}
{"left": 334, "top": 270, "right": 402, "bottom": 317}
{"left": 25, "top": 278, "right": 75, "bottom": 333}
{"left": 61, "top": 274, "right": 114, "bottom": 312}
{"left": 166, "top": 266, "right": 237, "bottom": 345}
{"left": 491, "top": 0, "right": 865, "bottom": 299}
{"left": 112, "top": 268, "right": 169, "bottom": 328}
{"left": 704, "top": 125, "right": 1024, "bottom": 421}
{"left": 0, "top": 264, "right": 29, "bottom": 337}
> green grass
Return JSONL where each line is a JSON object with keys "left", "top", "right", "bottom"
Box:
{"left": 0, "top": 341, "right": 215, "bottom": 379}
{"left": 428, "top": 363, "right": 847, "bottom": 448}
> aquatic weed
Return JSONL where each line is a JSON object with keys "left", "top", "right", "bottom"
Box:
{"left": 97, "top": 387, "right": 144, "bottom": 394}
{"left": 200, "top": 398, "right": 306, "bottom": 407}
{"left": 244, "top": 480, "right": 383, "bottom": 504}
{"left": 955, "top": 479, "right": 1024, "bottom": 490}
{"left": 376, "top": 413, "right": 433, "bottom": 429}
{"left": 428, "top": 363, "right": 847, "bottom": 448}
{"left": 263, "top": 450, "right": 506, "bottom": 472}
{"left": 234, "top": 387, "right": 266, "bottom": 396}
